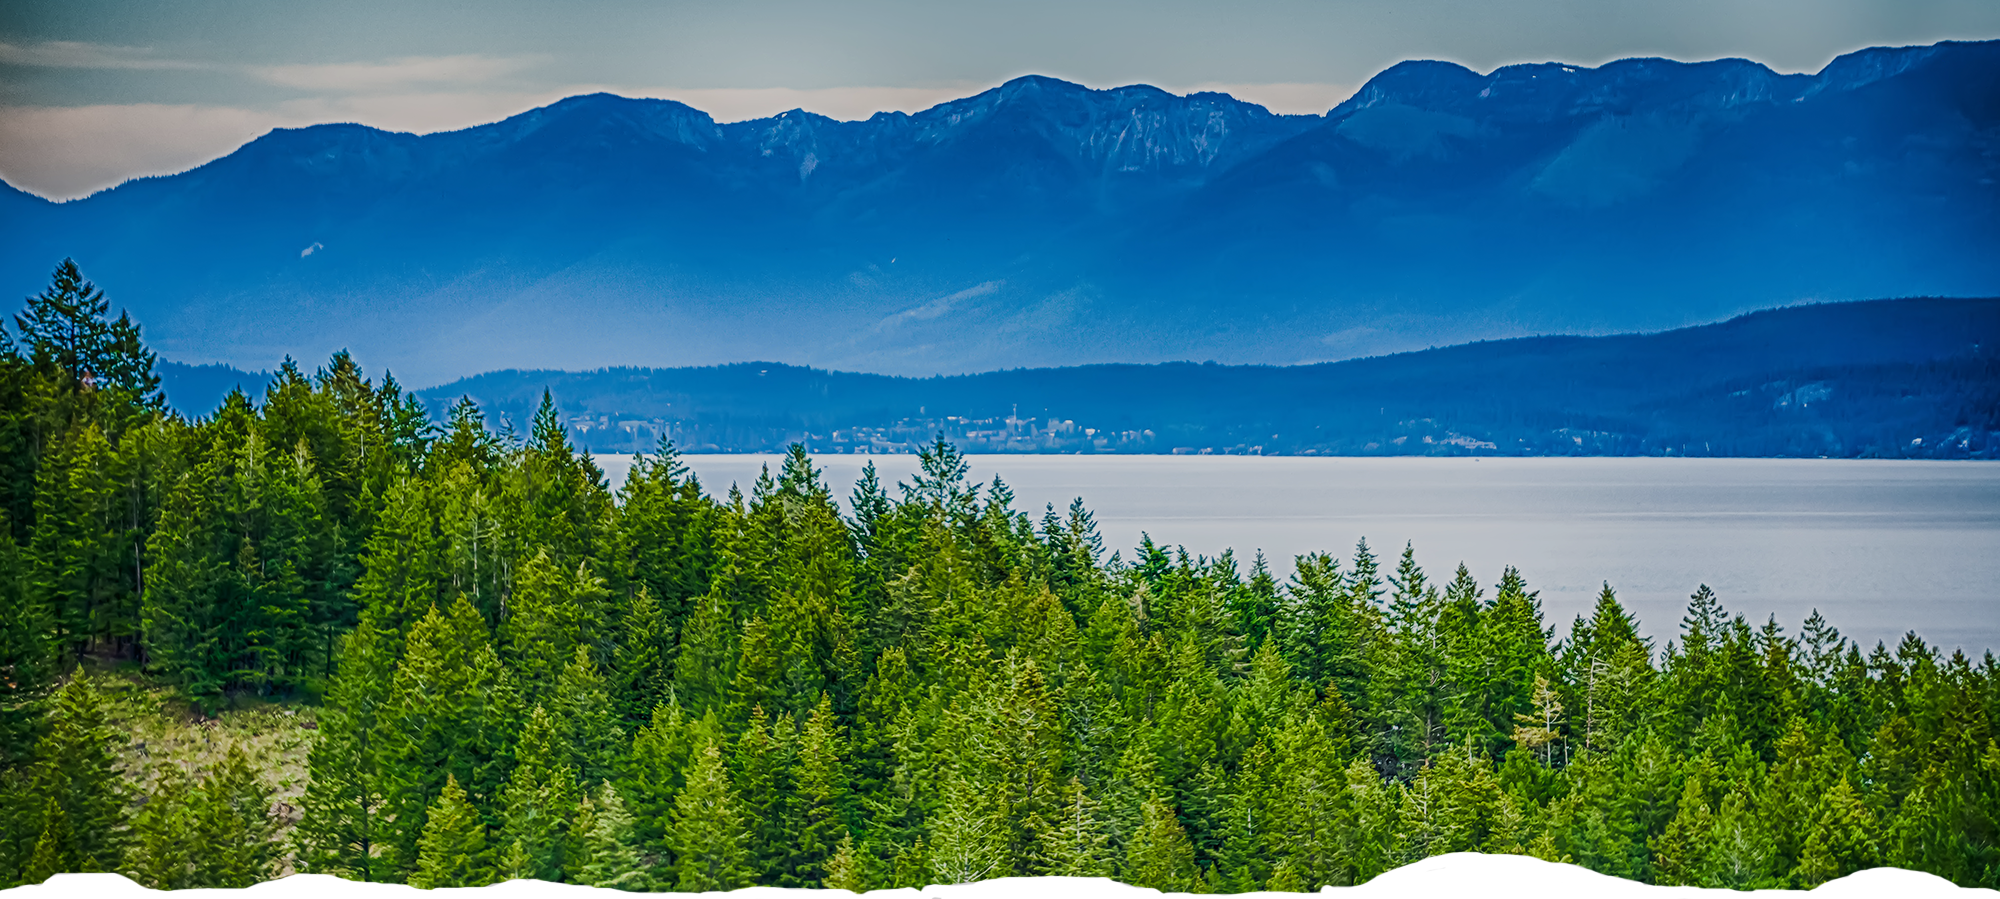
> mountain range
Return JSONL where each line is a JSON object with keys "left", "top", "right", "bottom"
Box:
{"left": 7, "top": 40, "right": 2000, "bottom": 386}
{"left": 159, "top": 296, "right": 2000, "bottom": 458}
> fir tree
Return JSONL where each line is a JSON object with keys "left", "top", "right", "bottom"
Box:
{"left": 496, "top": 705, "right": 580, "bottom": 882}
{"left": 794, "top": 692, "right": 852, "bottom": 886}
{"left": 293, "top": 618, "right": 394, "bottom": 880}
{"left": 1122, "top": 796, "right": 1199, "bottom": 892}
{"left": 1042, "top": 776, "right": 1113, "bottom": 877}
{"left": 22, "top": 669, "right": 126, "bottom": 875}
{"left": 823, "top": 832, "right": 867, "bottom": 892}
{"left": 576, "top": 782, "right": 650, "bottom": 889}
{"left": 0, "top": 513, "right": 53, "bottom": 768}
{"left": 1792, "top": 775, "right": 1877, "bottom": 887}
{"left": 377, "top": 596, "right": 505, "bottom": 876}
{"left": 668, "top": 741, "right": 752, "bottom": 891}
{"left": 127, "top": 766, "right": 197, "bottom": 889}
{"left": 191, "top": 746, "right": 281, "bottom": 887}
{"left": 409, "top": 774, "right": 492, "bottom": 889}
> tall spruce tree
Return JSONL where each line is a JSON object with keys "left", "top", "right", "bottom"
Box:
{"left": 669, "top": 741, "right": 752, "bottom": 891}
{"left": 409, "top": 775, "right": 492, "bottom": 889}
{"left": 0, "top": 513, "right": 53, "bottom": 769}
{"left": 293, "top": 618, "right": 395, "bottom": 879}
{"left": 18, "top": 670, "right": 126, "bottom": 878}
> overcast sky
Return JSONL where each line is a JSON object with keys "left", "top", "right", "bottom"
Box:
{"left": 3, "top": 0, "right": 1997, "bottom": 199}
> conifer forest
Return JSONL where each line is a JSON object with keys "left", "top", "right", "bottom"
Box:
{"left": 1, "top": 261, "right": 1997, "bottom": 892}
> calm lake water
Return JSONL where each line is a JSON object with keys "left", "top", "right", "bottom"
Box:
{"left": 593, "top": 455, "right": 2000, "bottom": 656}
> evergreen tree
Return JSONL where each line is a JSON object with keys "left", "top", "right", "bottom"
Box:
{"left": 1792, "top": 775, "right": 1877, "bottom": 887}
{"left": 612, "top": 437, "right": 714, "bottom": 638}
{"left": 190, "top": 746, "right": 281, "bottom": 887}
{"left": 731, "top": 707, "right": 799, "bottom": 880}
{"left": 293, "top": 618, "right": 395, "bottom": 880}
{"left": 377, "top": 596, "right": 505, "bottom": 876}
{"left": 610, "top": 587, "right": 675, "bottom": 729}
{"left": 823, "top": 832, "right": 868, "bottom": 892}
{"left": 127, "top": 766, "right": 197, "bottom": 889}
{"left": 496, "top": 705, "right": 580, "bottom": 883}
{"left": 409, "top": 774, "right": 493, "bottom": 889}
{"left": 551, "top": 645, "right": 621, "bottom": 785}
{"left": 0, "top": 513, "right": 54, "bottom": 768}
{"left": 502, "top": 551, "right": 607, "bottom": 695}
{"left": 1042, "top": 776, "right": 1113, "bottom": 877}
{"left": 20, "top": 670, "right": 126, "bottom": 876}
{"left": 794, "top": 692, "right": 852, "bottom": 886}
{"left": 1122, "top": 796, "right": 1199, "bottom": 892}
{"left": 576, "top": 782, "right": 651, "bottom": 889}
{"left": 668, "top": 741, "right": 752, "bottom": 891}
{"left": 3, "top": 338, "right": 2000, "bottom": 899}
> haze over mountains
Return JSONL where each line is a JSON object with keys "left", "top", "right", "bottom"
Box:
{"left": 5, "top": 40, "right": 1999, "bottom": 386}
{"left": 161, "top": 297, "right": 2000, "bottom": 458}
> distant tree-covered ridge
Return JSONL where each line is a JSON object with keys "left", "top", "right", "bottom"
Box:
{"left": 3, "top": 261, "right": 1998, "bottom": 891}
{"left": 395, "top": 296, "right": 1998, "bottom": 458}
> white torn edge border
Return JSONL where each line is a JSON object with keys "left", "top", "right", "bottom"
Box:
{"left": 11, "top": 855, "right": 1984, "bottom": 899}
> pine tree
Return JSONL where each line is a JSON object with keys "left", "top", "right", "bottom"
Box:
{"left": 31, "top": 423, "right": 120, "bottom": 663}
{"left": 1791, "top": 775, "right": 1877, "bottom": 887}
{"left": 496, "top": 705, "right": 580, "bottom": 882}
{"left": 23, "top": 798, "right": 78, "bottom": 885}
{"left": 15, "top": 259, "right": 162, "bottom": 420}
{"left": 190, "top": 745, "right": 281, "bottom": 887}
{"left": 1041, "top": 776, "right": 1113, "bottom": 877}
{"left": 22, "top": 669, "right": 127, "bottom": 874}
{"left": 1511, "top": 672, "right": 1565, "bottom": 767}
{"left": 668, "top": 741, "right": 752, "bottom": 891}
{"left": 576, "top": 782, "right": 650, "bottom": 889}
{"left": 0, "top": 512, "right": 54, "bottom": 769}
{"left": 551, "top": 644, "right": 621, "bottom": 785}
{"left": 1562, "top": 583, "right": 1655, "bottom": 754}
{"left": 794, "top": 692, "right": 852, "bottom": 886}
{"left": 731, "top": 707, "right": 799, "bottom": 880}
{"left": 673, "top": 589, "right": 738, "bottom": 718}
{"left": 610, "top": 587, "right": 675, "bottom": 729}
{"left": 350, "top": 477, "right": 447, "bottom": 639}
{"left": 1654, "top": 761, "right": 1745, "bottom": 886}
{"left": 1707, "top": 788, "right": 1781, "bottom": 889}
{"left": 127, "top": 766, "right": 197, "bottom": 889}
{"left": 502, "top": 551, "right": 607, "bottom": 694}
{"left": 823, "top": 832, "right": 867, "bottom": 892}
{"left": 1122, "top": 796, "right": 1199, "bottom": 892}
{"left": 928, "top": 775, "right": 1006, "bottom": 885}
{"left": 293, "top": 618, "right": 394, "bottom": 880}
{"left": 612, "top": 437, "right": 714, "bottom": 638}
{"left": 377, "top": 596, "right": 504, "bottom": 876}
{"left": 408, "top": 774, "right": 492, "bottom": 889}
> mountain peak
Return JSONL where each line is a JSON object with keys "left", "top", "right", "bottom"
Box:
{"left": 3, "top": 41, "right": 1993, "bottom": 386}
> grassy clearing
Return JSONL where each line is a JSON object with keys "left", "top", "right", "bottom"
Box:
{"left": 85, "top": 659, "right": 320, "bottom": 854}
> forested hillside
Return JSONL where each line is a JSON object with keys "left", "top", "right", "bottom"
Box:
{"left": 421, "top": 296, "right": 2000, "bottom": 458}
{"left": 2, "top": 261, "right": 1997, "bottom": 892}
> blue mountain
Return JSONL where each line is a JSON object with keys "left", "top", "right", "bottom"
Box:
{"left": 3, "top": 41, "right": 1996, "bottom": 386}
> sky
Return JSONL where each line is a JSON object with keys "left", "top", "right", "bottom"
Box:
{"left": 2, "top": 0, "right": 1997, "bottom": 200}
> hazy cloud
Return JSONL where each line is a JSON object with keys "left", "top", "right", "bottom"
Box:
{"left": 649, "top": 84, "right": 986, "bottom": 122}
{"left": 0, "top": 103, "right": 293, "bottom": 200}
{"left": 0, "top": 40, "right": 208, "bottom": 71}
{"left": 873, "top": 281, "right": 1004, "bottom": 332}
{"left": 250, "top": 54, "right": 544, "bottom": 93}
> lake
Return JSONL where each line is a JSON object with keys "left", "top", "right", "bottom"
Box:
{"left": 592, "top": 454, "right": 2000, "bottom": 656}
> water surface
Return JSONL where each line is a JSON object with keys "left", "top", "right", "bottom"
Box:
{"left": 595, "top": 455, "right": 2000, "bottom": 655}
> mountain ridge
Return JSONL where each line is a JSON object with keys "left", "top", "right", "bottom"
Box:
{"left": 6, "top": 41, "right": 1997, "bottom": 385}
{"left": 159, "top": 296, "right": 1997, "bottom": 458}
